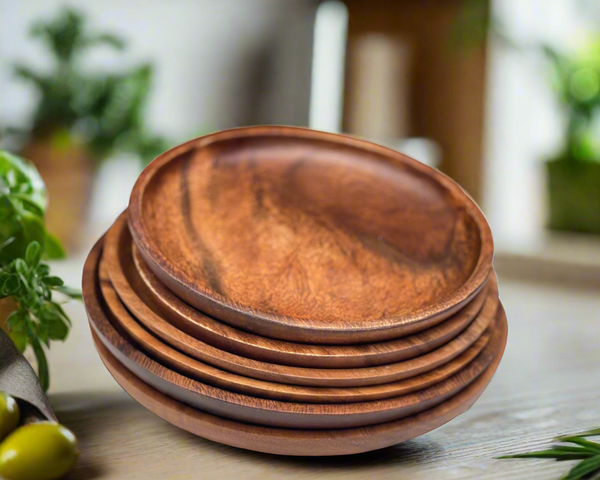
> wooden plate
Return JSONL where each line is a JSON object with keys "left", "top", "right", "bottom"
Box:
{"left": 99, "top": 259, "right": 494, "bottom": 404}
{"left": 85, "top": 237, "right": 505, "bottom": 429}
{"left": 104, "top": 223, "right": 499, "bottom": 387}
{"left": 91, "top": 309, "right": 507, "bottom": 455}
{"left": 109, "top": 212, "right": 489, "bottom": 368}
{"left": 128, "top": 126, "right": 494, "bottom": 344}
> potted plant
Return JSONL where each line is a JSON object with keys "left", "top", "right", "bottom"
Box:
{"left": 544, "top": 39, "right": 600, "bottom": 233}
{"left": 3, "top": 8, "right": 168, "bottom": 249}
{"left": 0, "top": 150, "right": 80, "bottom": 392}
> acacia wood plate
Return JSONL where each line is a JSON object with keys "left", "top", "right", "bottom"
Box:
{"left": 128, "top": 126, "right": 494, "bottom": 344}
{"left": 103, "top": 222, "right": 499, "bottom": 388}
{"left": 91, "top": 314, "right": 507, "bottom": 455}
{"left": 99, "top": 259, "right": 494, "bottom": 404}
{"left": 85, "top": 237, "right": 506, "bottom": 429}
{"left": 109, "top": 212, "right": 489, "bottom": 368}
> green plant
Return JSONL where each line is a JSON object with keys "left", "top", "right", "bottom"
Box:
{"left": 499, "top": 427, "right": 600, "bottom": 480}
{"left": 8, "top": 8, "right": 169, "bottom": 164}
{"left": 543, "top": 37, "right": 600, "bottom": 163}
{"left": 0, "top": 150, "right": 80, "bottom": 391}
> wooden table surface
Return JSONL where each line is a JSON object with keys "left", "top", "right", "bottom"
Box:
{"left": 45, "top": 266, "right": 600, "bottom": 480}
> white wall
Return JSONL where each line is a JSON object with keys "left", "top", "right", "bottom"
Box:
{"left": 483, "top": 0, "right": 598, "bottom": 251}
{"left": 0, "top": 0, "right": 315, "bottom": 140}
{"left": 0, "top": 0, "right": 316, "bottom": 244}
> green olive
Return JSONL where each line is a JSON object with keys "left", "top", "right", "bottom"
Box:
{"left": 0, "top": 391, "right": 20, "bottom": 440}
{"left": 0, "top": 422, "right": 78, "bottom": 480}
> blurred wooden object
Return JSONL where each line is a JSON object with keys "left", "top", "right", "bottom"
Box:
{"left": 342, "top": 0, "right": 489, "bottom": 201}
{"left": 0, "top": 298, "right": 18, "bottom": 335}
{"left": 21, "top": 137, "right": 94, "bottom": 251}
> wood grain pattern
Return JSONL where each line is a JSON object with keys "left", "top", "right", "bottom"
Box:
{"left": 98, "top": 212, "right": 491, "bottom": 368}
{"left": 85, "top": 236, "right": 506, "bottom": 429}
{"left": 103, "top": 222, "right": 499, "bottom": 387}
{"left": 99, "top": 258, "right": 494, "bottom": 404}
{"left": 128, "top": 126, "right": 494, "bottom": 344}
{"left": 58, "top": 268, "right": 600, "bottom": 479}
{"left": 90, "top": 305, "right": 506, "bottom": 455}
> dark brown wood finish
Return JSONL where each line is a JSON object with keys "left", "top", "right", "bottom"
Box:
{"left": 85, "top": 237, "right": 505, "bottom": 429}
{"left": 104, "top": 221, "right": 499, "bottom": 387}
{"left": 105, "top": 212, "right": 490, "bottom": 368}
{"left": 128, "top": 126, "right": 494, "bottom": 344}
{"left": 91, "top": 307, "right": 507, "bottom": 456}
{"left": 99, "top": 258, "right": 494, "bottom": 404}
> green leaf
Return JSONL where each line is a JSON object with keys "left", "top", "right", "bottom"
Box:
{"left": 42, "top": 276, "right": 64, "bottom": 287}
{"left": 29, "top": 334, "right": 49, "bottom": 392}
{"left": 25, "top": 241, "right": 41, "bottom": 267}
{"left": 498, "top": 450, "right": 595, "bottom": 461}
{"left": 43, "top": 232, "right": 65, "bottom": 260}
{"left": 562, "top": 454, "right": 600, "bottom": 480}
{"left": 49, "top": 301, "right": 72, "bottom": 326}
{"left": 0, "top": 151, "right": 46, "bottom": 213}
{"left": 36, "top": 263, "right": 50, "bottom": 277}
{"left": 36, "top": 324, "right": 50, "bottom": 347}
{"left": 5, "top": 309, "right": 25, "bottom": 330}
{"left": 553, "top": 446, "right": 600, "bottom": 455}
{"left": 1, "top": 274, "right": 20, "bottom": 296}
{"left": 561, "top": 438, "right": 600, "bottom": 453}
{"left": 560, "top": 429, "right": 600, "bottom": 440}
{"left": 20, "top": 212, "right": 46, "bottom": 250}
{"left": 9, "top": 330, "right": 28, "bottom": 352}
{"left": 14, "top": 258, "right": 29, "bottom": 283}
{"left": 55, "top": 285, "right": 82, "bottom": 300}
{"left": 47, "top": 317, "right": 69, "bottom": 341}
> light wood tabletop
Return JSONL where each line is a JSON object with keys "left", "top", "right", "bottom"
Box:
{"left": 44, "top": 265, "right": 600, "bottom": 480}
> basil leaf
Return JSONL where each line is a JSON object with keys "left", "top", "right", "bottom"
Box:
{"left": 43, "top": 232, "right": 65, "bottom": 260}
{"left": 42, "top": 276, "right": 64, "bottom": 287}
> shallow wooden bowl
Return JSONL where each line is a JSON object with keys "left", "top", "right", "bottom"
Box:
{"left": 99, "top": 259, "right": 494, "bottom": 404}
{"left": 110, "top": 212, "right": 488, "bottom": 368}
{"left": 85, "top": 237, "right": 506, "bottom": 429}
{"left": 104, "top": 221, "right": 499, "bottom": 388}
{"left": 128, "top": 126, "right": 494, "bottom": 344}
{"left": 91, "top": 314, "right": 507, "bottom": 455}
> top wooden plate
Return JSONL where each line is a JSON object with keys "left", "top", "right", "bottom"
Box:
{"left": 129, "top": 126, "right": 494, "bottom": 344}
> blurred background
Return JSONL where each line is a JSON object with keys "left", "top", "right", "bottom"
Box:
{"left": 1, "top": 0, "right": 599, "bottom": 285}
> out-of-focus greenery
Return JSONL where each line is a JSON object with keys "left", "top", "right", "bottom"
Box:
{"left": 0, "top": 151, "right": 63, "bottom": 264}
{"left": 544, "top": 38, "right": 600, "bottom": 163}
{"left": 7, "top": 8, "right": 169, "bottom": 165}
{"left": 452, "top": 0, "right": 600, "bottom": 163}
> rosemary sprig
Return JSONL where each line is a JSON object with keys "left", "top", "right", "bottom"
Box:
{"left": 499, "top": 428, "right": 600, "bottom": 480}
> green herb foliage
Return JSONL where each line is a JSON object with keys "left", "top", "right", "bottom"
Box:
{"left": 499, "top": 428, "right": 600, "bottom": 480}
{"left": 0, "top": 151, "right": 64, "bottom": 263}
{"left": 0, "top": 150, "right": 79, "bottom": 391}
{"left": 542, "top": 40, "right": 600, "bottom": 163}
{"left": 9, "top": 8, "right": 169, "bottom": 165}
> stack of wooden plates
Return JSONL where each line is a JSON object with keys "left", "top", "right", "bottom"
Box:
{"left": 83, "top": 126, "right": 505, "bottom": 456}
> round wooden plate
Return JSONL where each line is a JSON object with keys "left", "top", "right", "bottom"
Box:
{"left": 103, "top": 222, "right": 499, "bottom": 387}
{"left": 85, "top": 237, "right": 505, "bottom": 429}
{"left": 108, "top": 212, "right": 489, "bottom": 368}
{"left": 91, "top": 309, "right": 507, "bottom": 456}
{"left": 128, "top": 126, "right": 494, "bottom": 344}
{"left": 99, "top": 259, "right": 494, "bottom": 404}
